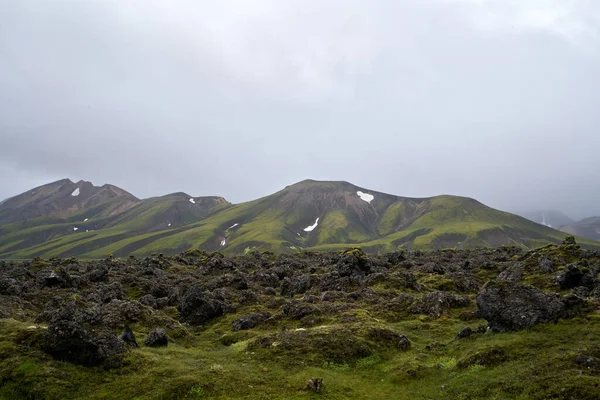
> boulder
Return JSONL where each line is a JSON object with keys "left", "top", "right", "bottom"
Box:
{"left": 42, "top": 304, "right": 125, "bottom": 367}
{"left": 456, "top": 327, "right": 473, "bottom": 339}
{"left": 86, "top": 264, "right": 109, "bottom": 283}
{"left": 144, "top": 328, "right": 168, "bottom": 347}
{"left": 476, "top": 281, "right": 583, "bottom": 331}
{"left": 42, "top": 268, "right": 72, "bottom": 288}
{"left": 556, "top": 264, "right": 589, "bottom": 290}
{"left": 179, "top": 285, "right": 226, "bottom": 326}
{"left": 282, "top": 300, "right": 318, "bottom": 320}
{"left": 120, "top": 326, "right": 138, "bottom": 347}
{"left": 232, "top": 311, "right": 272, "bottom": 331}
{"left": 102, "top": 300, "right": 143, "bottom": 329}
{"left": 280, "top": 274, "right": 312, "bottom": 297}
{"left": 139, "top": 294, "right": 158, "bottom": 309}
{"left": 336, "top": 249, "right": 371, "bottom": 277}
{"left": 0, "top": 278, "right": 22, "bottom": 296}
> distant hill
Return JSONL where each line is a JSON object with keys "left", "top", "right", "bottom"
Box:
{"left": 0, "top": 179, "right": 597, "bottom": 259}
{"left": 519, "top": 210, "right": 574, "bottom": 230}
{"left": 560, "top": 217, "right": 600, "bottom": 242}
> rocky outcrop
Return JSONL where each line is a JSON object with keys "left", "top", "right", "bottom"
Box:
{"left": 42, "top": 301, "right": 125, "bottom": 367}
{"left": 476, "top": 281, "right": 585, "bottom": 331}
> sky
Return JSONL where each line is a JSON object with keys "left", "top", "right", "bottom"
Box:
{"left": 1, "top": 0, "right": 599, "bottom": 219}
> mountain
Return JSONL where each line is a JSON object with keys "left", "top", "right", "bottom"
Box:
{"left": 519, "top": 210, "right": 574, "bottom": 229}
{"left": 0, "top": 179, "right": 139, "bottom": 226}
{"left": 0, "top": 179, "right": 597, "bottom": 259}
{"left": 560, "top": 217, "right": 600, "bottom": 242}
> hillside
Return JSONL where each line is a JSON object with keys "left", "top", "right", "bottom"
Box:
{"left": 0, "top": 179, "right": 139, "bottom": 226}
{"left": 0, "top": 179, "right": 597, "bottom": 259}
{"left": 519, "top": 210, "right": 574, "bottom": 230}
{"left": 561, "top": 217, "right": 600, "bottom": 241}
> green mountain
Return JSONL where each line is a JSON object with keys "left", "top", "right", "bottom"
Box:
{"left": 0, "top": 179, "right": 597, "bottom": 259}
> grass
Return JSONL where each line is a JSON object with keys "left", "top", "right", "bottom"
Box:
{"left": 2, "top": 312, "right": 600, "bottom": 399}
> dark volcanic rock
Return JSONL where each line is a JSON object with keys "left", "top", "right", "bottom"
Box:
{"left": 476, "top": 281, "right": 582, "bottom": 331}
{"left": 367, "top": 328, "right": 411, "bottom": 350}
{"left": 120, "top": 326, "right": 138, "bottom": 347}
{"left": 232, "top": 311, "right": 272, "bottom": 331}
{"left": 42, "top": 268, "right": 72, "bottom": 288}
{"left": 144, "top": 328, "right": 168, "bottom": 347}
{"left": 282, "top": 300, "right": 318, "bottom": 320}
{"left": 336, "top": 249, "right": 371, "bottom": 277}
{"left": 280, "top": 274, "right": 313, "bottom": 297}
{"left": 179, "top": 285, "right": 226, "bottom": 326}
{"left": 42, "top": 303, "right": 125, "bottom": 367}
{"left": 102, "top": 300, "right": 143, "bottom": 329}
{"left": 456, "top": 327, "right": 473, "bottom": 339}
{"left": 139, "top": 294, "right": 158, "bottom": 309}
{"left": 410, "top": 291, "right": 471, "bottom": 317}
{"left": 556, "top": 264, "right": 586, "bottom": 290}
{"left": 0, "top": 278, "right": 22, "bottom": 296}
{"left": 86, "top": 264, "right": 109, "bottom": 283}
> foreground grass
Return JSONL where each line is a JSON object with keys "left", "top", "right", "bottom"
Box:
{"left": 2, "top": 313, "right": 599, "bottom": 399}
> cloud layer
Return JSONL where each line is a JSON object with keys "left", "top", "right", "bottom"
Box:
{"left": 1, "top": 0, "right": 599, "bottom": 219}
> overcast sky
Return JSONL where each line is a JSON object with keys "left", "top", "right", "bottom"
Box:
{"left": 1, "top": 0, "right": 599, "bottom": 219}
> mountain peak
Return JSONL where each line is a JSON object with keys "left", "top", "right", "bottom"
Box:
{"left": 1, "top": 178, "right": 597, "bottom": 259}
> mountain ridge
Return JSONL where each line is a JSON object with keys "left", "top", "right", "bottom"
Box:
{"left": 0, "top": 178, "right": 598, "bottom": 259}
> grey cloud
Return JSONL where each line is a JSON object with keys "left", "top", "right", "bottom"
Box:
{"left": 1, "top": 0, "right": 599, "bottom": 219}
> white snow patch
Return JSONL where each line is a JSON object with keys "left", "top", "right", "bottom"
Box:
{"left": 541, "top": 213, "right": 552, "bottom": 228}
{"left": 357, "top": 191, "right": 374, "bottom": 203}
{"left": 297, "top": 233, "right": 301, "bottom": 236}
{"left": 168, "top": 223, "right": 172, "bottom": 227}
{"left": 189, "top": 198, "right": 195, "bottom": 204}
{"left": 86, "top": 230, "right": 89, "bottom": 232}
{"left": 304, "top": 218, "right": 320, "bottom": 232}
{"left": 84, "top": 218, "right": 89, "bottom": 222}
{"left": 73, "top": 227, "right": 79, "bottom": 231}
{"left": 227, "top": 223, "right": 239, "bottom": 230}
{"left": 71, "top": 188, "right": 80, "bottom": 196}
{"left": 220, "top": 239, "right": 227, "bottom": 247}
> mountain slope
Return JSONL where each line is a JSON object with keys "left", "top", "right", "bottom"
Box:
{"left": 0, "top": 179, "right": 139, "bottom": 227}
{"left": 561, "top": 217, "right": 600, "bottom": 241}
{"left": 519, "top": 210, "right": 574, "bottom": 229}
{"left": 0, "top": 179, "right": 597, "bottom": 259}
{"left": 0, "top": 181, "right": 231, "bottom": 259}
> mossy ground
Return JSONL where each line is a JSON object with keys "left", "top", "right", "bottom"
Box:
{"left": 1, "top": 243, "right": 600, "bottom": 399}
{"left": 2, "top": 308, "right": 600, "bottom": 399}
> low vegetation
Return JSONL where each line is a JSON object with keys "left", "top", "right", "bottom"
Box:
{"left": 1, "top": 238, "right": 600, "bottom": 399}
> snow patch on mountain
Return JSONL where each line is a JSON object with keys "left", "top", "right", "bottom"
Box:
{"left": 73, "top": 227, "right": 79, "bottom": 231}
{"left": 304, "top": 218, "right": 320, "bottom": 232}
{"left": 227, "top": 223, "right": 239, "bottom": 230}
{"left": 541, "top": 213, "right": 552, "bottom": 228}
{"left": 84, "top": 218, "right": 89, "bottom": 222}
{"left": 189, "top": 198, "right": 195, "bottom": 204}
{"left": 71, "top": 188, "right": 80, "bottom": 196}
{"left": 220, "top": 239, "right": 226, "bottom": 247}
{"left": 357, "top": 191, "right": 374, "bottom": 203}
